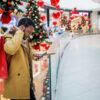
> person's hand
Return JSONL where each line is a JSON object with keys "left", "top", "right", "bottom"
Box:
{"left": 18, "top": 25, "right": 25, "bottom": 32}
{"left": 0, "top": 79, "right": 4, "bottom": 94}
{"left": 9, "top": 26, "right": 19, "bottom": 34}
{"left": 9, "top": 26, "right": 25, "bottom": 34}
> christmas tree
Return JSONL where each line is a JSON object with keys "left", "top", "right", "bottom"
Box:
{"left": 25, "top": 0, "right": 47, "bottom": 44}
{"left": 0, "top": 0, "right": 23, "bottom": 24}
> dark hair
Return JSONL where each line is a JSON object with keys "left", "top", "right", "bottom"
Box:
{"left": 18, "top": 17, "right": 35, "bottom": 27}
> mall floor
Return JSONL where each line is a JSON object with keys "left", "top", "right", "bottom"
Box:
{"left": 55, "top": 34, "right": 100, "bottom": 100}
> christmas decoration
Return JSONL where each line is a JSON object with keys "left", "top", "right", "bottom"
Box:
{"left": 1, "top": 12, "right": 11, "bottom": 24}
{"left": 40, "top": 14, "right": 46, "bottom": 22}
{"left": 52, "top": 11, "right": 60, "bottom": 19}
{"left": 42, "top": 72, "right": 51, "bottom": 100}
{"left": 50, "top": 0, "right": 60, "bottom": 6}
{"left": 37, "top": 0, "right": 44, "bottom": 7}
{"left": 32, "top": 43, "right": 40, "bottom": 50}
{"left": 70, "top": 7, "right": 79, "bottom": 15}
{"left": 60, "top": 8, "right": 92, "bottom": 33}
{"left": 52, "top": 21, "right": 57, "bottom": 26}
{"left": 40, "top": 42, "right": 50, "bottom": 50}
{"left": 61, "top": 15, "right": 71, "bottom": 31}
{"left": 0, "top": 8, "right": 4, "bottom": 13}
{"left": 0, "top": 0, "right": 23, "bottom": 24}
{"left": 25, "top": 0, "right": 47, "bottom": 50}
{"left": 70, "top": 14, "right": 92, "bottom": 33}
{"left": 56, "top": 5, "right": 60, "bottom": 9}
{"left": 88, "top": 24, "right": 92, "bottom": 28}
{"left": 60, "top": 10, "right": 64, "bottom": 14}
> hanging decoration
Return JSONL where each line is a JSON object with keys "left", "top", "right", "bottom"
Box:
{"left": 70, "top": 7, "right": 79, "bottom": 15}
{"left": 32, "top": 42, "right": 41, "bottom": 50}
{"left": 60, "top": 10, "right": 64, "bottom": 14}
{"left": 0, "top": 8, "right": 4, "bottom": 13}
{"left": 52, "top": 21, "right": 57, "bottom": 26}
{"left": 59, "top": 7, "right": 92, "bottom": 33}
{"left": 40, "top": 15, "right": 46, "bottom": 22}
{"left": 56, "top": 5, "right": 60, "bottom": 9}
{"left": 88, "top": 24, "right": 92, "bottom": 28}
{"left": 52, "top": 11, "right": 60, "bottom": 19}
{"left": 1, "top": 12, "right": 11, "bottom": 24}
{"left": 0, "top": 0, "right": 23, "bottom": 24}
{"left": 37, "top": 0, "right": 44, "bottom": 7}
{"left": 50, "top": 0, "right": 60, "bottom": 6}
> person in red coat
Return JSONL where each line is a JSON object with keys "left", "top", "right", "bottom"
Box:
{"left": 0, "top": 35, "right": 8, "bottom": 94}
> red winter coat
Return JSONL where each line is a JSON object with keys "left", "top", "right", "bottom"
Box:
{"left": 0, "top": 36, "right": 8, "bottom": 79}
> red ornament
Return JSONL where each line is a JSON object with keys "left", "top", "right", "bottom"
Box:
{"left": 73, "top": 7, "right": 77, "bottom": 12}
{"left": 68, "top": 19, "right": 71, "bottom": 23}
{"left": 50, "top": 0, "right": 60, "bottom": 6}
{"left": 29, "top": 11, "right": 32, "bottom": 14}
{"left": 86, "top": 18, "right": 90, "bottom": 22}
{"left": 60, "top": 10, "right": 64, "bottom": 14}
{"left": 63, "top": 15, "right": 67, "bottom": 19}
{"left": 56, "top": 5, "right": 60, "bottom": 9}
{"left": 40, "top": 43, "right": 50, "bottom": 50}
{"left": 40, "top": 43, "right": 47, "bottom": 48}
{"left": 46, "top": 35, "right": 48, "bottom": 38}
{"left": 70, "top": 8, "right": 79, "bottom": 15}
{"left": 69, "top": 16, "right": 74, "bottom": 20}
{"left": 52, "top": 11, "right": 60, "bottom": 19}
{"left": 26, "top": 11, "right": 29, "bottom": 15}
{"left": 35, "top": 33, "right": 39, "bottom": 36}
{"left": 45, "top": 45, "right": 50, "bottom": 50}
{"left": 70, "top": 10, "right": 73, "bottom": 14}
{"left": 70, "top": 10, "right": 79, "bottom": 15}
{"left": 88, "top": 24, "right": 92, "bottom": 28}
{"left": 30, "top": 0, "right": 33, "bottom": 2}
{"left": 37, "top": 0, "right": 44, "bottom": 7}
{"left": 32, "top": 43, "right": 40, "bottom": 50}
{"left": 8, "top": 1, "right": 12, "bottom": 5}
{"left": 84, "top": 14, "right": 88, "bottom": 16}
{"left": 40, "top": 15, "right": 46, "bottom": 22}
{"left": 8, "top": 10, "right": 13, "bottom": 13}
{"left": 82, "top": 24, "right": 85, "bottom": 27}
{"left": 0, "top": 8, "right": 4, "bottom": 13}
{"left": 40, "top": 32, "right": 43, "bottom": 35}
{"left": 52, "top": 21, "right": 57, "bottom": 26}
{"left": 20, "top": 2, "right": 23, "bottom": 5}
{"left": 27, "top": 3, "right": 30, "bottom": 6}
{"left": 1, "top": 12, "right": 11, "bottom": 24}
{"left": 68, "top": 18, "right": 72, "bottom": 23}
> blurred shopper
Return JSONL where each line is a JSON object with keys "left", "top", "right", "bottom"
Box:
{"left": 2, "top": 17, "right": 36, "bottom": 100}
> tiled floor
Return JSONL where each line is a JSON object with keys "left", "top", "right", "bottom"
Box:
{"left": 55, "top": 35, "right": 100, "bottom": 100}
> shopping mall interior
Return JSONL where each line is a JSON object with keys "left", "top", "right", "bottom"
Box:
{"left": 0, "top": 0, "right": 100, "bottom": 100}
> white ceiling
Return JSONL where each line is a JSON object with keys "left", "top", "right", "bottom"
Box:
{"left": 44, "top": 0, "right": 100, "bottom": 11}
{"left": 92, "top": 0, "right": 100, "bottom": 4}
